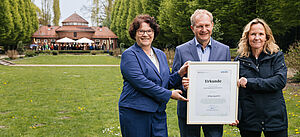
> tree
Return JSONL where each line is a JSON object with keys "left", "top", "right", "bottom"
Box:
{"left": 115, "top": 0, "right": 125, "bottom": 38}
{"left": 212, "top": 18, "right": 224, "bottom": 41}
{"left": 8, "top": 0, "right": 23, "bottom": 47}
{"left": 0, "top": 0, "right": 13, "bottom": 45}
{"left": 126, "top": 0, "right": 137, "bottom": 44}
{"left": 52, "top": 0, "right": 60, "bottom": 26}
{"left": 23, "top": 0, "right": 39, "bottom": 44}
{"left": 30, "top": 1, "right": 40, "bottom": 32}
{"left": 157, "top": 0, "right": 178, "bottom": 48}
{"left": 109, "top": 0, "right": 300, "bottom": 50}
{"left": 91, "top": 0, "right": 100, "bottom": 26}
{"left": 102, "top": 0, "right": 113, "bottom": 27}
{"left": 211, "top": 0, "right": 250, "bottom": 47}
{"left": 134, "top": 0, "right": 143, "bottom": 15}
{"left": 23, "top": 0, "right": 34, "bottom": 43}
{"left": 86, "top": 0, "right": 114, "bottom": 27}
{"left": 141, "top": 0, "right": 160, "bottom": 18}
{"left": 40, "top": 0, "right": 52, "bottom": 26}
{"left": 157, "top": 0, "right": 198, "bottom": 48}
{"left": 16, "top": 40, "right": 24, "bottom": 54}
{"left": 17, "top": 0, "right": 28, "bottom": 42}
{"left": 110, "top": 0, "right": 121, "bottom": 33}
{"left": 119, "top": 0, "right": 130, "bottom": 45}
{"left": 275, "top": 0, "right": 300, "bottom": 51}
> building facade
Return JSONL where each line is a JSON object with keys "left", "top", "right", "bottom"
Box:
{"left": 32, "top": 13, "right": 118, "bottom": 50}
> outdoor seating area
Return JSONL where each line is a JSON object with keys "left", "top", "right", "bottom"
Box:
{"left": 30, "top": 43, "right": 110, "bottom": 51}
{"left": 30, "top": 37, "right": 111, "bottom": 51}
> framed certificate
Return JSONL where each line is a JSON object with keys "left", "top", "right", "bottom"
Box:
{"left": 187, "top": 61, "right": 239, "bottom": 124}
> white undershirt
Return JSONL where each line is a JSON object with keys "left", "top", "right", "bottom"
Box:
{"left": 147, "top": 49, "right": 160, "bottom": 73}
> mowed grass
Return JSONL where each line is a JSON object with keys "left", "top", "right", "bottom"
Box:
{"left": 11, "top": 55, "right": 120, "bottom": 65}
{"left": 0, "top": 55, "right": 299, "bottom": 136}
{"left": 0, "top": 66, "right": 123, "bottom": 136}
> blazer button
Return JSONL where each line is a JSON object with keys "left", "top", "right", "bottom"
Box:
{"left": 261, "top": 122, "right": 264, "bottom": 125}
{"left": 262, "top": 127, "right": 265, "bottom": 130}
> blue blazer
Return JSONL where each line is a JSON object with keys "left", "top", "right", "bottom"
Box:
{"left": 172, "top": 38, "right": 231, "bottom": 118}
{"left": 119, "top": 43, "right": 181, "bottom": 112}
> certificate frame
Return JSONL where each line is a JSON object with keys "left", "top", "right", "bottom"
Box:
{"left": 187, "top": 61, "right": 239, "bottom": 124}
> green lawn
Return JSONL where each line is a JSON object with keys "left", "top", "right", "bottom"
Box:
{"left": 0, "top": 55, "right": 299, "bottom": 136}
{"left": 0, "top": 65, "right": 122, "bottom": 136}
{"left": 11, "top": 55, "right": 120, "bottom": 65}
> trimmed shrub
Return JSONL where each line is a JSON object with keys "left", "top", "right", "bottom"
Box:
{"left": 25, "top": 50, "right": 37, "bottom": 57}
{"left": 112, "top": 48, "right": 121, "bottom": 57}
{"left": 42, "top": 50, "right": 51, "bottom": 55}
{"left": 285, "top": 41, "right": 300, "bottom": 82}
{"left": 90, "top": 50, "right": 97, "bottom": 55}
{"left": 52, "top": 51, "right": 59, "bottom": 55}
{"left": 6, "top": 50, "right": 18, "bottom": 59}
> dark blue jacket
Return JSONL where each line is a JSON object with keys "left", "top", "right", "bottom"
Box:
{"left": 119, "top": 43, "right": 181, "bottom": 112}
{"left": 235, "top": 51, "right": 288, "bottom": 132}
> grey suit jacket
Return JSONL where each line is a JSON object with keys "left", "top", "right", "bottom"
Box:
{"left": 172, "top": 37, "right": 231, "bottom": 118}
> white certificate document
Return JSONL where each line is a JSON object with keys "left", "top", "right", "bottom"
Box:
{"left": 187, "top": 62, "right": 239, "bottom": 124}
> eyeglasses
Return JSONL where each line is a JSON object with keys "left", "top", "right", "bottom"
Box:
{"left": 137, "top": 29, "right": 153, "bottom": 35}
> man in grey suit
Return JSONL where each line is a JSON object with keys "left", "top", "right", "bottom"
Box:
{"left": 172, "top": 9, "right": 231, "bottom": 137}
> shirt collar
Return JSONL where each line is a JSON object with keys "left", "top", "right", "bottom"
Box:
{"left": 194, "top": 37, "right": 212, "bottom": 48}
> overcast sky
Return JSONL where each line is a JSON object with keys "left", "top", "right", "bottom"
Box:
{"left": 33, "top": 0, "right": 93, "bottom": 25}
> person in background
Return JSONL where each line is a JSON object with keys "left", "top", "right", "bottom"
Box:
{"left": 50, "top": 43, "right": 54, "bottom": 50}
{"left": 172, "top": 9, "right": 231, "bottom": 137}
{"left": 235, "top": 18, "right": 288, "bottom": 137}
{"left": 119, "top": 14, "right": 189, "bottom": 137}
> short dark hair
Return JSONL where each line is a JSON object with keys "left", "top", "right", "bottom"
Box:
{"left": 128, "top": 14, "right": 160, "bottom": 40}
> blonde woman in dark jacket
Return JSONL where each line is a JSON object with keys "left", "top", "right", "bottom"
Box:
{"left": 235, "top": 18, "right": 288, "bottom": 137}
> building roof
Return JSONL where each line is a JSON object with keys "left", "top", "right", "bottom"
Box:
{"left": 62, "top": 13, "right": 89, "bottom": 23}
{"left": 56, "top": 26, "right": 95, "bottom": 32}
{"left": 92, "top": 27, "right": 118, "bottom": 39}
{"left": 32, "top": 26, "right": 59, "bottom": 38}
{"left": 32, "top": 13, "right": 118, "bottom": 39}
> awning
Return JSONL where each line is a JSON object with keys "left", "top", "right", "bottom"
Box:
{"left": 56, "top": 37, "right": 76, "bottom": 43}
{"left": 76, "top": 37, "right": 94, "bottom": 43}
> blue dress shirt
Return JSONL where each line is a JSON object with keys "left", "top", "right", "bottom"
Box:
{"left": 194, "top": 37, "right": 211, "bottom": 62}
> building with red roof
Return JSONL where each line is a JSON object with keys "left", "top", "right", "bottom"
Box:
{"left": 32, "top": 13, "right": 118, "bottom": 50}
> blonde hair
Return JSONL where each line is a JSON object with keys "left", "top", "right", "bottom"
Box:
{"left": 237, "top": 18, "right": 279, "bottom": 57}
{"left": 190, "top": 9, "right": 213, "bottom": 26}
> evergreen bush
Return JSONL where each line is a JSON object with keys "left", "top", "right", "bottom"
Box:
{"left": 52, "top": 50, "right": 59, "bottom": 55}
{"left": 16, "top": 41, "right": 24, "bottom": 55}
{"left": 25, "top": 50, "right": 37, "bottom": 57}
{"left": 285, "top": 41, "right": 300, "bottom": 82}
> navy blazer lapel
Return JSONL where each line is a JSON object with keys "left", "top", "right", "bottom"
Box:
{"left": 188, "top": 39, "right": 200, "bottom": 61}
{"left": 209, "top": 38, "right": 216, "bottom": 61}
{"left": 133, "top": 43, "right": 162, "bottom": 80}
{"left": 152, "top": 48, "right": 164, "bottom": 79}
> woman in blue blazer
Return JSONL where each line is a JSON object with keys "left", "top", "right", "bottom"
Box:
{"left": 119, "top": 14, "right": 189, "bottom": 137}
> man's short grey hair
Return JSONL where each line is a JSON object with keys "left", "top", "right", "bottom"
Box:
{"left": 190, "top": 9, "right": 213, "bottom": 26}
